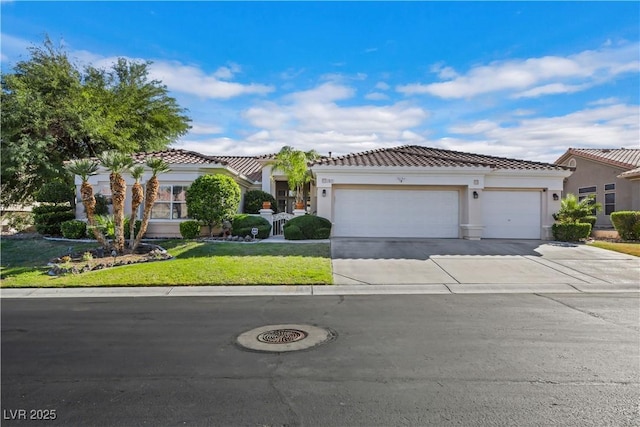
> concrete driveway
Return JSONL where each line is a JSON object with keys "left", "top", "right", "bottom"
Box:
{"left": 331, "top": 238, "right": 640, "bottom": 293}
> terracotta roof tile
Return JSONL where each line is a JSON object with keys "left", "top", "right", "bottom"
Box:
{"left": 130, "top": 149, "right": 219, "bottom": 165}
{"left": 556, "top": 148, "right": 640, "bottom": 170}
{"left": 212, "top": 156, "right": 264, "bottom": 182}
{"left": 312, "top": 145, "right": 567, "bottom": 171}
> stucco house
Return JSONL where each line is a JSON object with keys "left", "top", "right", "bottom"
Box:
{"left": 555, "top": 148, "right": 640, "bottom": 228}
{"left": 75, "top": 145, "right": 573, "bottom": 239}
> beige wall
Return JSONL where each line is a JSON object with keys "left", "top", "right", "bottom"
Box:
{"left": 561, "top": 156, "right": 635, "bottom": 227}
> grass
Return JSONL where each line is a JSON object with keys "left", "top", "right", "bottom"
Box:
{"left": 0, "top": 238, "right": 332, "bottom": 287}
{"left": 588, "top": 241, "right": 640, "bottom": 257}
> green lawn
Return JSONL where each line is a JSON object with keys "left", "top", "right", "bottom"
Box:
{"left": 0, "top": 238, "right": 333, "bottom": 287}
{"left": 588, "top": 241, "right": 640, "bottom": 257}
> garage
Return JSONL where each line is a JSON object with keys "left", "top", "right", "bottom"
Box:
{"left": 332, "top": 187, "right": 460, "bottom": 238}
{"left": 482, "top": 190, "right": 542, "bottom": 239}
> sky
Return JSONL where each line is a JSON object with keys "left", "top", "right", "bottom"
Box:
{"left": 1, "top": 1, "right": 639, "bottom": 163}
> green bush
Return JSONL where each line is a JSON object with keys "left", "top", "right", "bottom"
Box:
{"left": 552, "top": 223, "right": 592, "bottom": 242}
{"left": 60, "top": 220, "right": 87, "bottom": 239}
{"left": 126, "top": 218, "right": 143, "bottom": 240}
{"left": 579, "top": 216, "right": 597, "bottom": 227}
{"left": 283, "top": 215, "right": 332, "bottom": 240}
{"left": 231, "top": 214, "right": 272, "bottom": 239}
{"left": 610, "top": 211, "right": 640, "bottom": 240}
{"left": 35, "top": 180, "right": 75, "bottom": 205}
{"left": 32, "top": 205, "right": 75, "bottom": 236}
{"left": 186, "top": 174, "right": 241, "bottom": 235}
{"left": 93, "top": 216, "right": 142, "bottom": 240}
{"left": 180, "top": 220, "right": 202, "bottom": 239}
{"left": 243, "top": 190, "right": 278, "bottom": 214}
{"left": 283, "top": 224, "right": 303, "bottom": 240}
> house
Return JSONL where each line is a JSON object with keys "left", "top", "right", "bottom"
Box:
{"left": 310, "top": 145, "right": 571, "bottom": 240}
{"left": 75, "top": 145, "right": 573, "bottom": 239}
{"left": 75, "top": 149, "right": 265, "bottom": 238}
{"left": 555, "top": 148, "right": 640, "bottom": 228}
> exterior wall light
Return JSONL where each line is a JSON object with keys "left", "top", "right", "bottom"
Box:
{"left": 473, "top": 191, "right": 479, "bottom": 199}
{"left": 553, "top": 193, "right": 559, "bottom": 201}
{"left": 322, "top": 189, "right": 327, "bottom": 197}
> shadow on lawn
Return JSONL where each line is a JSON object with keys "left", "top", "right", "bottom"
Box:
{"left": 160, "top": 240, "right": 331, "bottom": 260}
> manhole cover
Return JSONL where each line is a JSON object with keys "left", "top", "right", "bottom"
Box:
{"left": 257, "top": 329, "right": 308, "bottom": 344}
{"left": 237, "top": 324, "right": 336, "bottom": 353}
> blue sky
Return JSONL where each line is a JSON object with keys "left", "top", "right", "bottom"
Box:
{"left": 1, "top": 1, "right": 638, "bottom": 162}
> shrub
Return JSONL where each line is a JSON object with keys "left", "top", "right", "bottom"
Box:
{"left": 243, "top": 190, "right": 278, "bottom": 214}
{"left": 93, "top": 216, "right": 142, "bottom": 240}
{"left": 283, "top": 215, "right": 332, "bottom": 240}
{"left": 180, "top": 220, "right": 202, "bottom": 239}
{"left": 60, "top": 220, "right": 87, "bottom": 239}
{"left": 186, "top": 174, "right": 241, "bottom": 235}
{"left": 231, "top": 214, "right": 272, "bottom": 239}
{"left": 283, "top": 224, "right": 303, "bottom": 240}
{"left": 579, "top": 216, "right": 597, "bottom": 227}
{"left": 610, "top": 211, "right": 640, "bottom": 240}
{"left": 32, "top": 205, "right": 75, "bottom": 236}
{"left": 552, "top": 223, "right": 592, "bottom": 242}
{"left": 35, "top": 180, "right": 75, "bottom": 205}
{"left": 4, "top": 212, "right": 34, "bottom": 232}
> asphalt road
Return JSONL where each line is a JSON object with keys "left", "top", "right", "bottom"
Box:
{"left": 2, "top": 294, "right": 639, "bottom": 426}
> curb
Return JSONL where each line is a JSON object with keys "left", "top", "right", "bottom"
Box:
{"left": 1, "top": 283, "right": 638, "bottom": 298}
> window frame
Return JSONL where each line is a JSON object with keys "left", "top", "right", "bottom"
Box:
{"left": 604, "top": 183, "right": 615, "bottom": 216}
{"left": 150, "top": 184, "right": 189, "bottom": 221}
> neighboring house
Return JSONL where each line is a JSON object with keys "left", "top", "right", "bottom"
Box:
{"left": 75, "top": 145, "right": 573, "bottom": 239}
{"left": 555, "top": 148, "right": 640, "bottom": 228}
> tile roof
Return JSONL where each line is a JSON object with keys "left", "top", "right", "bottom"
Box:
{"left": 311, "top": 145, "right": 568, "bottom": 171}
{"left": 212, "top": 156, "right": 264, "bottom": 182}
{"left": 618, "top": 167, "right": 640, "bottom": 179}
{"left": 130, "top": 149, "right": 220, "bottom": 165}
{"left": 555, "top": 148, "right": 640, "bottom": 170}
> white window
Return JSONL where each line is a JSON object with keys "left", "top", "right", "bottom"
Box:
{"left": 151, "top": 185, "right": 189, "bottom": 220}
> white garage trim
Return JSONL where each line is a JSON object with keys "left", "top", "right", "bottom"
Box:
{"left": 333, "top": 186, "right": 460, "bottom": 238}
{"left": 482, "top": 190, "right": 542, "bottom": 239}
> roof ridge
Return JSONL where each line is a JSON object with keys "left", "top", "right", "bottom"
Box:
{"left": 391, "top": 146, "right": 497, "bottom": 168}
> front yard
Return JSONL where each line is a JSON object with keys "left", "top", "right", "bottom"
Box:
{"left": 588, "top": 240, "right": 640, "bottom": 257}
{"left": 0, "top": 238, "right": 332, "bottom": 287}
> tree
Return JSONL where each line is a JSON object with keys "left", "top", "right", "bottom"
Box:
{"left": 1, "top": 37, "right": 191, "bottom": 206}
{"left": 98, "top": 151, "right": 134, "bottom": 253}
{"left": 554, "top": 194, "right": 602, "bottom": 224}
{"left": 186, "top": 175, "right": 241, "bottom": 236}
{"left": 64, "top": 159, "right": 108, "bottom": 248}
{"left": 131, "top": 158, "right": 170, "bottom": 252}
{"left": 269, "top": 146, "right": 320, "bottom": 207}
{"left": 128, "top": 165, "right": 145, "bottom": 248}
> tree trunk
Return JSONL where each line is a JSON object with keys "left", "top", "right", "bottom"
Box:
{"left": 111, "top": 172, "right": 127, "bottom": 253}
{"left": 81, "top": 182, "right": 109, "bottom": 248}
{"left": 131, "top": 176, "right": 159, "bottom": 253}
{"left": 129, "top": 182, "right": 143, "bottom": 249}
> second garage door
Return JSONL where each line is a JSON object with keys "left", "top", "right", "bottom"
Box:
{"left": 482, "top": 190, "right": 542, "bottom": 239}
{"left": 333, "top": 187, "right": 460, "bottom": 238}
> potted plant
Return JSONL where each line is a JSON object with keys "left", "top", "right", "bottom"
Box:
{"left": 270, "top": 146, "right": 320, "bottom": 211}
{"left": 262, "top": 201, "right": 271, "bottom": 209}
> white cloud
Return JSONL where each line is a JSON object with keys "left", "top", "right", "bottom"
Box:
{"left": 235, "top": 82, "right": 430, "bottom": 155}
{"left": 375, "top": 81, "right": 390, "bottom": 90}
{"left": 365, "top": 92, "right": 389, "bottom": 101}
{"left": 189, "top": 122, "right": 223, "bottom": 135}
{"left": 149, "top": 60, "right": 273, "bottom": 99}
{"left": 398, "top": 43, "right": 640, "bottom": 99}
{"left": 443, "top": 103, "right": 639, "bottom": 162}
{"left": 212, "top": 62, "right": 241, "bottom": 80}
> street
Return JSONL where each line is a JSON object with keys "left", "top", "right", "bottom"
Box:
{"left": 2, "top": 294, "right": 639, "bottom": 426}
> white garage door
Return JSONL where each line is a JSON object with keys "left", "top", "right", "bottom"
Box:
{"left": 333, "top": 188, "right": 459, "bottom": 238}
{"left": 482, "top": 191, "right": 541, "bottom": 239}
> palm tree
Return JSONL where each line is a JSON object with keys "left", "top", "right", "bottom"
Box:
{"left": 131, "top": 157, "right": 170, "bottom": 252}
{"left": 270, "top": 146, "right": 320, "bottom": 209}
{"left": 128, "top": 165, "right": 145, "bottom": 249}
{"left": 98, "top": 151, "right": 134, "bottom": 253}
{"left": 64, "top": 159, "right": 109, "bottom": 248}
{"left": 554, "top": 193, "right": 603, "bottom": 224}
